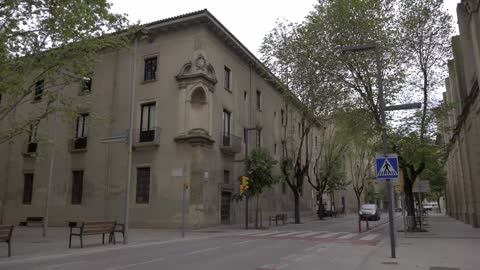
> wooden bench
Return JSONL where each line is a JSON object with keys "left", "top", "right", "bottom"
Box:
{"left": 69, "top": 221, "right": 116, "bottom": 248}
{"left": 0, "top": 225, "right": 14, "bottom": 257}
{"left": 19, "top": 216, "right": 44, "bottom": 226}
{"left": 269, "top": 213, "right": 288, "bottom": 226}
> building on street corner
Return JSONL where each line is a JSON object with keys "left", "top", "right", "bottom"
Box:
{"left": 0, "top": 10, "right": 324, "bottom": 228}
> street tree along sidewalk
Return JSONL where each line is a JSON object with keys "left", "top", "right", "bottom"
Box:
{"left": 233, "top": 147, "right": 277, "bottom": 229}
{"left": 307, "top": 125, "right": 348, "bottom": 219}
{"left": 0, "top": 0, "right": 134, "bottom": 145}
{"left": 260, "top": 0, "right": 453, "bottom": 229}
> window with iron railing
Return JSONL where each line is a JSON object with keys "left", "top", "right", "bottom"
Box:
{"left": 140, "top": 102, "right": 156, "bottom": 142}
{"left": 223, "top": 109, "right": 231, "bottom": 146}
{"left": 74, "top": 113, "right": 89, "bottom": 149}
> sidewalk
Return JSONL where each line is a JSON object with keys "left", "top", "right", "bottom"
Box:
{"left": 0, "top": 225, "right": 209, "bottom": 260}
{"left": 359, "top": 213, "right": 480, "bottom": 270}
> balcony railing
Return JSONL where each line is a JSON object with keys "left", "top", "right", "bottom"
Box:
{"left": 133, "top": 128, "right": 161, "bottom": 150}
{"left": 69, "top": 137, "right": 88, "bottom": 152}
{"left": 219, "top": 132, "right": 242, "bottom": 154}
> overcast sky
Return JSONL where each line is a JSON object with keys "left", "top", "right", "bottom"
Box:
{"left": 110, "top": 0, "right": 460, "bottom": 58}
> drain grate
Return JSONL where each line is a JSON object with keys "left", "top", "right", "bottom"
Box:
{"left": 429, "top": 267, "right": 460, "bottom": 270}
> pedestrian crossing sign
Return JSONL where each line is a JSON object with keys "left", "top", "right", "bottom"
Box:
{"left": 376, "top": 154, "right": 399, "bottom": 181}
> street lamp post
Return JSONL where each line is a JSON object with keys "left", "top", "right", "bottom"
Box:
{"left": 43, "top": 68, "right": 90, "bottom": 237}
{"left": 340, "top": 44, "right": 421, "bottom": 259}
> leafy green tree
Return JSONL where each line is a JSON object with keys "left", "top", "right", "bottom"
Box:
{"left": 307, "top": 125, "right": 348, "bottom": 219}
{"left": 260, "top": 7, "right": 348, "bottom": 224}
{"left": 234, "top": 147, "right": 277, "bottom": 228}
{"left": 394, "top": 0, "right": 453, "bottom": 231}
{"left": 0, "top": 0, "right": 133, "bottom": 144}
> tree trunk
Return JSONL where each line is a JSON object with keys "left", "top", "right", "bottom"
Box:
{"left": 294, "top": 191, "right": 301, "bottom": 224}
{"left": 317, "top": 192, "right": 324, "bottom": 219}
{"left": 255, "top": 194, "right": 259, "bottom": 229}
{"left": 404, "top": 177, "right": 417, "bottom": 231}
{"left": 437, "top": 197, "right": 441, "bottom": 213}
{"left": 356, "top": 196, "right": 361, "bottom": 213}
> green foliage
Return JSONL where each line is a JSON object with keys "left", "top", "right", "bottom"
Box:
{"left": 233, "top": 147, "right": 277, "bottom": 201}
{"left": 0, "top": 0, "right": 135, "bottom": 144}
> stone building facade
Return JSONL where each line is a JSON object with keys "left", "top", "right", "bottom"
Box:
{"left": 0, "top": 10, "right": 325, "bottom": 228}
{"left": 441, "top": 1, "right": 480, "bottom": 228}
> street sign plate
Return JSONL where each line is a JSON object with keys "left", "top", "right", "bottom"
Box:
{"left": 413, "top": 180, "right": 430, "bottom": 193}
{"left": 376, "top": 154, "right": 399, "bottom": 182}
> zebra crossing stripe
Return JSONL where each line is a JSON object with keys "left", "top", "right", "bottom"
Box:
{"left": 236, "top": 230, "right": 262, "bottom": 236}
{"left": 337, "top": 233, "right": 357, "bottom": 240}
{"left": 295, "top": 231, "right": 324, "bottom": 238}
{"left": 255, "top": 231, "right": 281, "bottom": 237}
{"left": 315, "top": 232, "right": 343, "bottom": 238}
{"left": 274, "top": 231, "right": 306, "bottom": 237}
{"left": 359, "top": 234, "right": 379, "bottom": 241}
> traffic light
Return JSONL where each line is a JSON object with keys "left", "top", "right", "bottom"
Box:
{"left": 240, "top": 176, "right": 249, "bottom": 194}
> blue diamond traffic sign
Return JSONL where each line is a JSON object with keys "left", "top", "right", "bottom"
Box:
{"left": 376, "top": 154, "right": 399, "bottom": 181}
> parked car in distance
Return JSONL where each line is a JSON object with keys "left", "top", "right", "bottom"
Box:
{"left": 359, "top": 204, "right": 381, "bottom": 221}
{"left": 395, "top": 207, "right": 402, "bottom": 212}
{"left": 422, "top": 203, "right": 434, "bottom": 211}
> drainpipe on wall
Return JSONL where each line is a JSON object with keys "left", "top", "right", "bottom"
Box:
{"left": 124, "top": 34, "right": 139, "bottom": 244}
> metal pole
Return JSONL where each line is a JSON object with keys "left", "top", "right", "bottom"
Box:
{"left": 182, "top": 180, "right": 185, "bottom": 238}
{"left": 124, "top": 36, "right": 138, "bottom": 244}
{"left": 43, "top": 73, "right": 63, "bottom": 237}
{"left": 245, "top": 133, "right": 249, "bottom": 230}
{"left": 376, "top": 45, "right": 396, "bottom": 258}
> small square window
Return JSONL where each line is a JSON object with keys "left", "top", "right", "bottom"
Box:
{"left": 144, "top": 57, "right": 157, "bottom": 81}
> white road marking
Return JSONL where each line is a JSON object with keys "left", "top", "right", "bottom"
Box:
{"left": 277, "top": 263, "right": 290, "bottom": 269}
{"left": 274, "top": 231, "right": 306, "bottom": 237}
{"left": 186, "top": 246, "right": 220, "bottom": 255}
{"left": 305, "top": 244, "right": 323, "bottom": 252}
{"left": 315, "top": 232, "right": 343, "bottom": 238}
{"left": 337, "top": 233, "right": 357, "bottom": 239}
{"left": 232, "top": 239, "right": 258, "bottom": 245}
{"left": 107, "top": 258, "right": 164, "bottom": 270}
{"left": 281, "top": 254, "right": 298, "bottom": 260}
{"left": 359, "top": 233, "right": 379, "bottom": 241}
{"left": 236, "top": 230, "right": 262, "bottom": 236}
{"left": 296, "top": 231, "right": 325, "bottom": 238}
{"left": 35, "top": 261, "right": 85, "bottom": 270}
{"left": 258, "top": 264, "right": 275, "bottom": 269}
{"left": 255, "top": 230, "right": 280, "bottom": 236}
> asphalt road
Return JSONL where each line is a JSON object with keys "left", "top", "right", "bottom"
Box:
{"left": 0, "top": 213, "right": 402, "bottom": 270}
